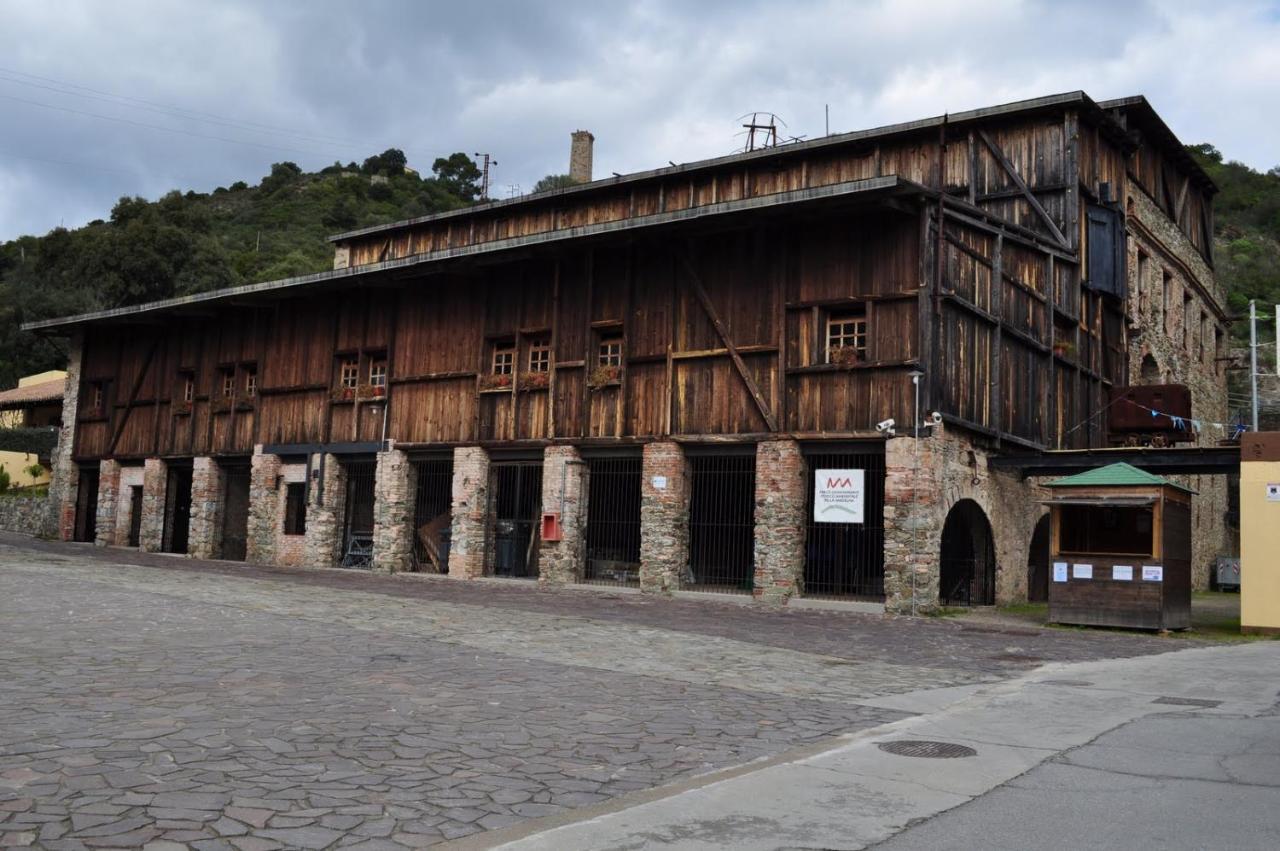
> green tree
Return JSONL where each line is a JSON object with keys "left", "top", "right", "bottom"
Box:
{"left": 532, "top": 174, "right": 578, "bottom": 193}
{"left": 431, "top": 153, "right": 482, "bottom": 201}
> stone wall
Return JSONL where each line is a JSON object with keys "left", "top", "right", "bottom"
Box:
{"left": 138, "top": 458, "right": 168, "bottom": 553}
{"left": 303, "top": 454, "right": 346, "bottom": 568}
{"left": 0, "top": 494, "right": 54, "bottom": 536}
{"left": 372, "top": 447, "right": 416, "bottom": 574}
{"left": 52, "top": 332, "right": 83, "bottom": 541}
{"left": 1126, "top": 181, "right": 1233, "bottom": 588}
{"left": 93, "top": 460, "right": 120, "bottom": 548}
{"left": 538, "top": 445, "right": 587, "bottom": 585}
{"left": 753, "top": 440, "right": 805, "bottom": 604}
{"left": 187, "top": 457, "right": 226, "bottom": 559}
{"left": 449, "top": 446, "right": 490, "bottom": 579}
{"left": 640, "top": 441, "right": 688, "bottom": 594}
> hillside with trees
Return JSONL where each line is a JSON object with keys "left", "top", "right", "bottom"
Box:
{"left": 0, "top": 149, "right": 481, "bottom": 387}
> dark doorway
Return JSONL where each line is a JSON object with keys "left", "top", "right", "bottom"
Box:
{"left": 939, "top": 499, "right": 996, "bottom": 606}
{"left": 583, "top": 454, "right": 642, "bottom": 587}
{"left": 412, "top": 457, "right": 453, "bottom": 573}
{"left": 487, "top": 461, "right": 543, "bottom": 579}
{"left": 127, "top": 485, "right": 143, "bottom": 547}
{"left": 340, "top": 459, "right": 377, "bottom": 569}
{"left": 803, "top": 446, "right": 886, "bottom": 601}
{"left": 1140, "top": 353, "right": 1160, "bottom": 383}
{"left": 1027, "top": 514, "right": 1051, "bottom": 602}
{"left": 162, "top": 464, "right": 193, "bottom": 554}
{"left": 220, "top": 463, "right": 251, "bottom": 561}
{"left": 73, "top": 467, "right": 99, "bottom": 543}
{"left": 687, "top": 452, "right": 756, "bottom": 594}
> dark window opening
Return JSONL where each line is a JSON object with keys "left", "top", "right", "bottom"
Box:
{"left": 283, "top": 482, "right": 307, "bottom": 536}
{"left": 686, "top": 453, "right": 756, "bottom": 594}
{"left": 1058, "top": 505, "right": 1154, "bottom": 557}
{"left": 582, "top": 455, "right": 642, "bottom": 587}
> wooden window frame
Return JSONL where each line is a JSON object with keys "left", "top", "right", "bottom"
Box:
{"left": 220, "top": 368, "right": 236, "bottom": 399}
{"left": 243, "top": 365, "right": 258, "bottom": 399}
{"left": 597, "top": 335, "right": 623, "bottom": 368}
{"left": 368, "top": 359, "right": 388, "bottom": 388}
{"left": 825, "top": 308, "right": 868, "bottom": 365}
{"left": 338, "top": 358, "right": 359, "bottom": 389}
{"left": 491, "top": 341, "right": 515, "bottom": 376}
{"left": 182, "top": 375, "right": 194, "bottom": 403}
{"left": 527, "top": 338, "right": 551, "bottom": 373}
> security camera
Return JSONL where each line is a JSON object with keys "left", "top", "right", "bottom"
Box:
{"left": 876, "top": 418, "right": 896, "bottom": 434}
{"left": 930, "top": 411, "right": 943, "bottom": 425}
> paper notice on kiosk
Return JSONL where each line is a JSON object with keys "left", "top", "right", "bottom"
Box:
{"left": 1142, "top": 565, "right": 1164, "bottom": 582}
{"left": 1073, "top": 563, "right": 1093, "bottom": 580}
{"left": 1052, "top": 562, "right": 1068, "bottom": 583}
{"left": 1112, "top": 565, "right": 1134, "bottom": 581}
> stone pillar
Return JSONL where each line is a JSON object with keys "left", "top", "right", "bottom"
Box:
{"left": 138, "top": 457, "right": 169, "bottom": 553}
{"left": 752, "top": 440, "right": 805, "bottom": 605}
{"left": 882, "top": 435, "right": 942, "bottom": 615}
{"left": 372, "top": 447, "right": 416, "bottom": 574}
{"left": 449, "top": 446, "right": 490, "bottom": 579}
{"left": 93, "top": 460, "right": 122, "bottom": 548}
{"left": 187, "top": 457, "right": 226, "bottom": 559}
{"left": 640, "top": 441, "right": 689, "bottom": 594}
{"left": 569, "top": 130, "right": 594, "bottom": 183}
{"left": 247, "top": 449, "right": 282, "bottom": 565}
{"left": 303, "top": 454, "right": 345, "bottom": 568}
{"left": 52, "top": 332, "right": 85, "bottom": 541}
{"left": 539, "top": 445, "right": 588, "bottom": 586}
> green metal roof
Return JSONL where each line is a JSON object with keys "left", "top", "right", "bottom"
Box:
{"left": 1045, "top": 462, "right": 1196, "bottom": 493}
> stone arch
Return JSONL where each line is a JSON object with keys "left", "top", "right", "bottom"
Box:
{"left": 1026, "top": 514, "right": 1051, "bottom": 602}
{"left": 1140, "top": 353, "right": 1160, "bottom": 383}
{"left": 939, "top": 498, "right": 996, "bottom": 606}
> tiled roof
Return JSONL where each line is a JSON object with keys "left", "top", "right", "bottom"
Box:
{"left": 0, "top": 378, "right": 64, "bottom": 409}
{"left": 1045, "top": 462, "right": 1194, "bottom": 493}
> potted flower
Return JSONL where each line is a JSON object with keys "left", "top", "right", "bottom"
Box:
{"left": 520, "top": 371, "right": 550, "bottom": 390}
{"left": 479, "top": 373, "right": 514, "bottom": 391}
{"left": 356, "top": 382, "right": 384, "bottom": 400}
{"left": 1053, "top": 340, "right": 1075, "bottom": 359}
{"left": 332, "top": 385, "right": 356, "bottom": 402}
{"left": 211, "top": 396, "right": 233, "bottom": 414}
{"left": 588, "top": 364, "right": 622, "bottom": 388}
{"left": 829, "top": 345, "right": 862, "bottom": 367}
{"left": 172, "top": 400, "right": 192, "bottom": 416}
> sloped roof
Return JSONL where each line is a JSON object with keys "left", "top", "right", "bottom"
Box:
{"left": 1045, "top": 462, "right": 1195, "bottom": 493}
{"left": 0, "top": 377, "right": 64, "bottom": 410}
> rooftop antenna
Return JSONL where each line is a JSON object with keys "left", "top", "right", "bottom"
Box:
{"left": 736, "top": 112, "right": 787, "bottom": 152}
{"left": 474, "top": 152, "right": 497, "bottom": 201}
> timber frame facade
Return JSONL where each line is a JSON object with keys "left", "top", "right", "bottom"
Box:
{"left": 29, "top": 91, "right": 1227, "bottom": 612}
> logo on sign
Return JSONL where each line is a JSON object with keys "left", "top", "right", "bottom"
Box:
{"left": 813, "top": 469, "right": 865, "bottom": 524}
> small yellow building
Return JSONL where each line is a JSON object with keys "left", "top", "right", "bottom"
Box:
{"left": 1240, "top": 433, "right": 1280, "bottom": 635}
{"left": 0, "top": 370, "right": 65, "bottom": 488}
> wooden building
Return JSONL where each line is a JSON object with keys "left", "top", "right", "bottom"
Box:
{"left": 28, "top": 91, "right": 1225, "bottom": 613}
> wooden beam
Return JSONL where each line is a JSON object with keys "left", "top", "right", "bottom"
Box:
{"left": 1174, "top": 175, "right": 1189, "bottom": 227}
{"left": 679, "top": 249, "right": 779, "bottom": 432}
{"left": 978, "top": 129, "right": 1069, "bottom": 248}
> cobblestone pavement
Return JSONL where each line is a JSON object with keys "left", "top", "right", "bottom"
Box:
{"left": 0, "top": 537, "right": 1195, "bottom": 849}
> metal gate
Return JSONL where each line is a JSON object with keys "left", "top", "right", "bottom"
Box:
{"left": 220, "top": 463, "right": 251, "bottom": 561}
{"left": 127, "top": 485, "right": 143, "bottom": 547}
{"left": 487, "top": 461, "right": 543, "bottom": 579}
{"left": 582, "top": 454, "right": 642, "bottom": 587}
{"left": 340, "top": 459, "right": 376, "bottom": 569}
{"left": 162, "top": 464, "right": 192, "bottom": 554}
{"left": 73, "top": 467, "right": 99, "bottom": 543}
{"left": 803, "top": 447, "right": 886, "bottom": 601}
{"left": 686, "top": 452, "right": 756, "bottom": 594}
{"left": 412, "top": 457, "right": 453, "bottom": 573}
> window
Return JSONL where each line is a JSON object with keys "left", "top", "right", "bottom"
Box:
{"left": 220, "top": 369, "right": 235, "bottom": 399}
{"left": 368, "top": 359, "right": 387, "bottom": 387}
{"left": 88, "top": 382, "right": 105, "bottom": 414}
{"left": 492, "top": 342, "right": 515, "bottom": 375}
{"left": 1136, "top": 250, "right": 1149, "bottom": 317}
{"left": 1182, "top": 292, "right": 1194, "bottom": 352}
{"left": 243, "top": 366, "right": 257, "bottom": 398}
{"left": 826, "top": 311, "right": 868, "bottom": 364}
{"left": 1057, "top": 505, "right": 1154, "bottom": 557}
{"left": 1199, "top": 312, "right": 1208, "bottom": 364}
{"left": 339, "top": 359, "right": 359, "bottom": 388}
{"left": 527, "top": 338, "right": 551, "bottom": 373}
{"left": 283, "top": 483, "right": 307, "bottom": 535}
{"left": 182, "top": 375, "right": 194, "bottom": 403}
{"left": 1161, "top": 270, "right": 1172, "bottom": 332}
{"left": 1215, "top": 326, "right": 1225, "bottom": 376}
{"left": 597, "top": 335, "right": 623, "bottom": 367}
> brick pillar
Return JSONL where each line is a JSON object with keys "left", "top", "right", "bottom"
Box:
{"left": 247, "top": 449, "right": 282, "bottom": 565}
{"left": 93, "top": 460, "right": 121, "bottom": 548}
{"left": 187, "top": 457, "right": 226, "bottom": 559}
{"left": 539, "top": 445, "right": 588, "bottom": 586}
{"left": 52, "top": 332, "right": 84, "bottom": 541}
{"left": 373, "top": 447, "right": 416, "bottom": 574}
{"left": 138, "top": 458, "right": 169, "bottom": 553}
{"left": 883, "top": 435, "right": 942, "bottom": 615}
{"left": 753, "top": 440, "right": 805, "bottom": 605}
{"left": 303, "top": 454, "right": 345, "bottom": 568}
{"left": 640, "top": 441, "right": 688, "bottom": 594}
{"left": 449, "top": 446, "right": 490, "bottom": 579}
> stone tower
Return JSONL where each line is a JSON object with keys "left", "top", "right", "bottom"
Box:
{"left": 569, "top": 130, "right": 594, "bottom": 183}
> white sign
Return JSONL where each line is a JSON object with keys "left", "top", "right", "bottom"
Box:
{"left": 1143, "top": 565, "right": 1164, "bottom": 582}
{"left": 813, "top": 469, "right": 865, "bottom": 524}
{"left": 1112, "top": 565, "right": 1134, "bottom": 582}
{"left": 1073, "top": 563, "right": 1094, "bottom": 580}
{"left": 1267, "top": 483, "right": 1280, "bottom": 502}
{"left": 1052, "top": 562, "right": 1068, "bottom": 583}
{"left": 651, "top": 475, "right": 668, "bottom": 491}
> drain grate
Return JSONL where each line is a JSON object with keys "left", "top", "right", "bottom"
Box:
{"left": 1153, "top": 696, "right": 1222, "bottom": 708}
{"left": 877, "top": 740, "right": 977, "bottom": 759}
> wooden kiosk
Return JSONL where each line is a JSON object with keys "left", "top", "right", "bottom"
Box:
{"left": 1044, "top": 463, "right": 1193, "bottom": 630}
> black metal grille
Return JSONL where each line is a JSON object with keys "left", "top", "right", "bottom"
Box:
{"left": 412, "top": 458, "right": 453, "bottom": 573}
{"left": 487, "top": 462, "right": 543, "bottom": 579}
{"left": 803, "top": 449, "right": 885, "bottom": 601}
{"left": 582, "top": 455, "right": 642, "bottom": 587}
{"left": 686, "top": 453, "right": 756, "bottom": 594}
{"left": 340, "top": 459, "right": 376, "bottom": 569}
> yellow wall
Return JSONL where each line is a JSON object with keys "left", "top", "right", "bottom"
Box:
{"left": 0, "top": 450, "right": 50, "bottom": 489}
{"left": 1241, "top": 459, "right": 1280, "bottom": 633}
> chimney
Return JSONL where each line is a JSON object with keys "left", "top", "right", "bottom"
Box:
{"left": 569, "top": 130, "right": 594, "bottom": 183}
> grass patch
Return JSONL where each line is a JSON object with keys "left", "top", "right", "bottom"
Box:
{"left": 0, "top": 484, "right": 48, "bottom": 499}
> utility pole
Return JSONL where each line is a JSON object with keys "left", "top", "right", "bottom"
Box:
{"left": 474, "top": 152, "right": 496, "bottom": 201}
{"left": 1250, "top": 299, "right": 1259, "bottom": 432}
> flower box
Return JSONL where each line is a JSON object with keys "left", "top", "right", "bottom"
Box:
{"left": 479, "top": 373, "right": 514, "bottom": 391}
{"left": 588, "top": 365, "right": 622, "bottom": 389}
{"left": 519, "top": 371, "right": 550, "bottom": 390}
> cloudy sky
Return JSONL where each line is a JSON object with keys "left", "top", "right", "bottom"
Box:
{"left": 2, "top": 0, "right": 1277, "bottom": 241}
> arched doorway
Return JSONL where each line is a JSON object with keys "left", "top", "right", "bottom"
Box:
{"left": 1026, "top": 514, "right": 1051, "bottom": 602}
{"left": 939, "top": 499, "right": 996, "bottom": 606}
